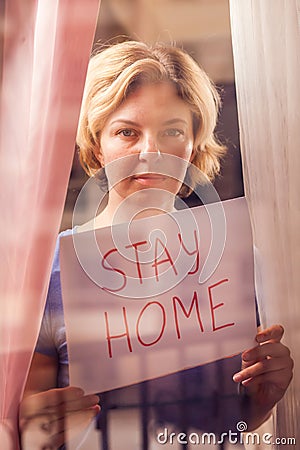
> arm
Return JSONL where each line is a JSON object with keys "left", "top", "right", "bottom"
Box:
{"left": 19, "top": 352, "right": 100, "bottom": 449}
{"left": 23, "top": 352, "right": 58, "bottom": 395}
{"left": 233, "top": 324, "right": 293, "bottom": 431}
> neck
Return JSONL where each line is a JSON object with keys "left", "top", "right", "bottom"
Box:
{"left": 94, "top": 189, "right": 177, "bottom": 228}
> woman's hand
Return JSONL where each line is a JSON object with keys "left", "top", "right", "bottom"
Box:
{"left": 233, "top": 324, "right": 293, "bottom": 428}
{"left": 19, "top": 386, "right": 100, "bottom": 449}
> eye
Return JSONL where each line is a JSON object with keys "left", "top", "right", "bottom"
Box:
{"left": 163, "top": 128, "right": 184, "bottom": 137}
{"left": 117, "top": 128, "right": 137, "bottom": 137}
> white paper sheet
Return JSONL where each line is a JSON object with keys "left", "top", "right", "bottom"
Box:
{"left": 60, "top": 197, "right": 257, "bottom": 394}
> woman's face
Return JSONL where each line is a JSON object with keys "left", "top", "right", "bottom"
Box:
{"left": 98, "top": 82, "right": 195, "bottom": 208}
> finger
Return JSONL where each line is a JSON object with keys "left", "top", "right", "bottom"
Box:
{"left": 240, "top": 367, "right": 293, "bottom": 391}
{"left": 47, "top": 402, "right": 100, "bottom": 430}
{"left": 37, "top": 395, "right": 99, "bottom": 429}
{"left": 42, "top": 386, "right": 85, "bottom": 407}
{"left": 19, "top": 412, "right": 55, "bottom": 435}
{"left": 233, "top": 357, "right": 290, "bottom": 383}
{"left": 49, "top": 394, "right": 100, "bottom": 415}
{"left": 256, "top": 324, "right": 284, "bottom": 344}
{"left": 20, "top": 387, "right": 85, "bottom": 416}
{"left": 19, "top": 412, "right": 57, "bottom": 434}
{"left": 21, "top": 388, "right": 99, "bottom": 418}
{"left": 242, "top": 342, "right": 291, "bottom": 363}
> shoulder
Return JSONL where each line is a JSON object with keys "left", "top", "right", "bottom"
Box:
{"left": 45, "top": 229, "right": 74, "bottom": 311}
{"left": 51, "top": 229, "right": 74, "bottom": 271}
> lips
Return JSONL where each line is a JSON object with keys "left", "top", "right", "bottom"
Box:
{"left": 134, "top": 173, "right": 165, "bottom": 179}
{"left": 132, "top": 173, "right": 166, "bottom": 185}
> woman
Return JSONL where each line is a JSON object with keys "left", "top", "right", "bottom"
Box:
{"left": 19, "top": 41, "right": 293, "bottom": 448}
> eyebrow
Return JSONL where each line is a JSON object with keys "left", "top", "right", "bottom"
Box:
{"left": 109, "top": 118, "right": 189, "bottom": 126}
{"left": 163, "top": 118, "right": 189, "bottom": 126}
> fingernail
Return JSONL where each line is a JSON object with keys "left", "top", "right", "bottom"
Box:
{"left": 91, "top": 405, "right": 101, "bottom": 415}
{"left": 242, "top": 352, "right": 250, "bottom": 361}
{"left": 233, "top": 373, "right": 242, "bottom": 382}
{"left": 256, "top": 334, "right": 265, "bottom": 343}
{"left": 73, "top": 387, "right": 84, "bottom": 397}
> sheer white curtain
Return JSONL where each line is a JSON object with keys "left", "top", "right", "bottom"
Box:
{"left": 229, "top": 0, "right": 300, "bottom": 447}
{"left": 0, "top": 1, "right": 100, "bottom": 448}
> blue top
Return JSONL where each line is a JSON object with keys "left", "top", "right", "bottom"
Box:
{"left": 36, "top": 230, "right": 72, "bottom": 387}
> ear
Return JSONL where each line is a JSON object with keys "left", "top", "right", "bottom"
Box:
{"left": 94, "top": 147, "right": 104, "bottom": 166}
{"left": 189, "top": 146, "right": 197, "bottom": 163}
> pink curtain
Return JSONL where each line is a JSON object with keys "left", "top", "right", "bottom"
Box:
{"left": 0, "top": 1, "right": 100, "bottom": 448}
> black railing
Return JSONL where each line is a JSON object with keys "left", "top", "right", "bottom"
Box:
{"left": 95, "top": 377, "right": 243, "bottom": 449}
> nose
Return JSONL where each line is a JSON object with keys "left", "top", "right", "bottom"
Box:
{"left": 138, "top": 135, "right": 161, "bottom": 161}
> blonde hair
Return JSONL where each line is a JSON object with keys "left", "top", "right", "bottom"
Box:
{"left": 76, "top": 40, "right": 226, "bottom": 196}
